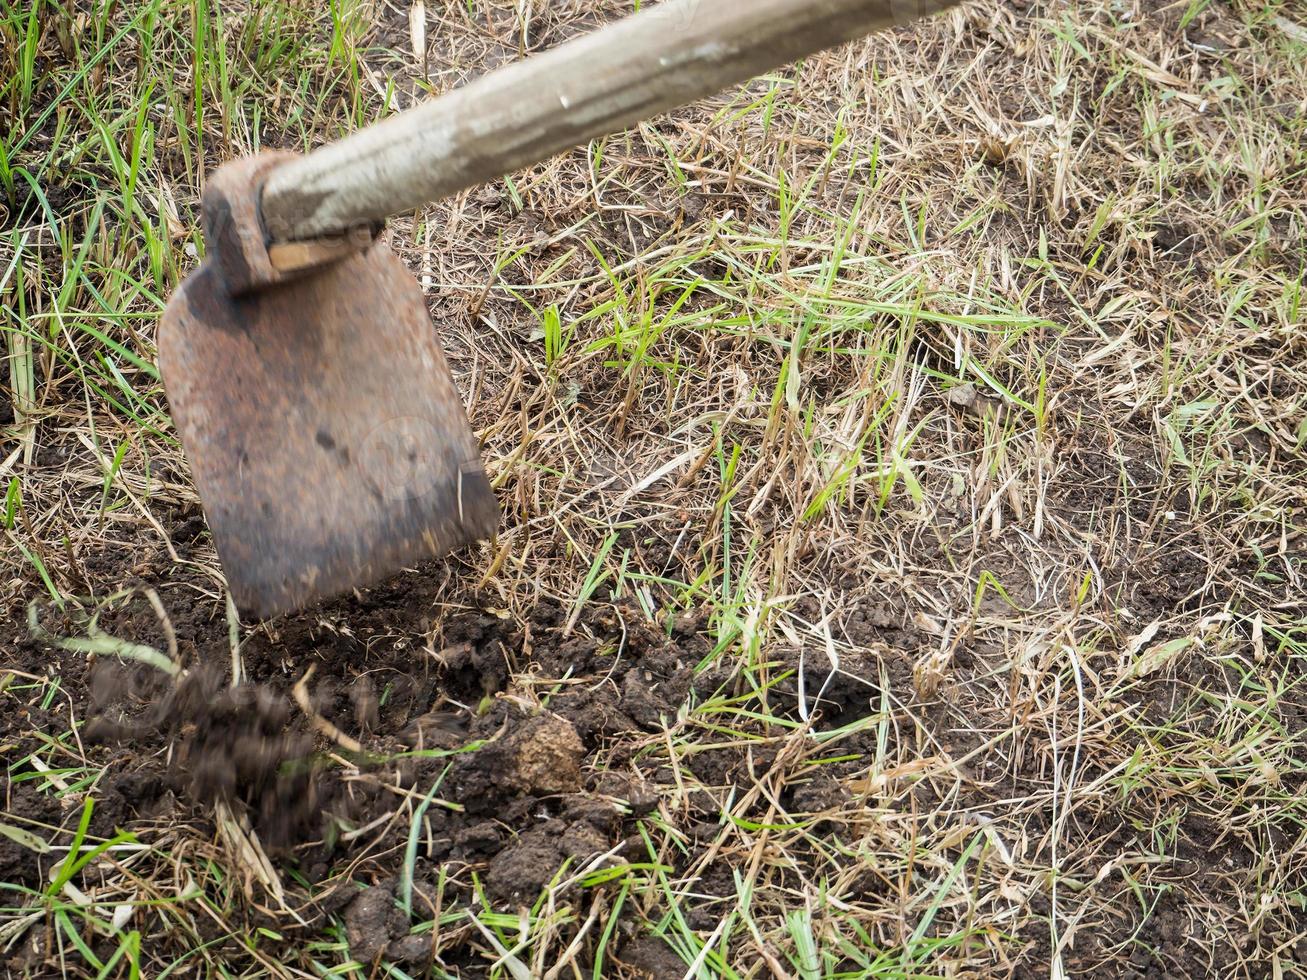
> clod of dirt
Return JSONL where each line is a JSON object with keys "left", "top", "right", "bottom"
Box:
{"left": 443, "top": 707, "right": 586, "bottom": 817}
{"left": 621, "top": 936, "right": 688, "bottom": 978}
{"left": 551, "top": 684, "right": 637, "bottom": 741}
{"left": 500, "top": 712, "right": 585, "bottom": 796}
{"left": 486, "top": 832, "right": 566, "bottom": 901}
{"left": 485, "top": 815, "right": 612, "bottom": 902}
{"left": 560, "top": 820, "right": 609, "bottom": 858}
{"left": 343, "top": 885, "right": 394, "bottom": 963}
{"left": 342, "top": 883, "right": 431, "bottom": 966}
{"left": 482, "top": 793, "right": 632, "bottom": 902}
{"left": 620, "top": 669, "right": 673, "bottom": 729}
{"left": 589, "top": 771, "right": 660, "bottom": 816}
{"left": 388, "top": 935, "right": 433, "bottom": 966}
{"left": 449, "top": 820, "right": 502, "bottom": 858}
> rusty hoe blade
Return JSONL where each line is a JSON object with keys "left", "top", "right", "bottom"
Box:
{"left": 159, "top": 156, "right": 498, "bottom": 617}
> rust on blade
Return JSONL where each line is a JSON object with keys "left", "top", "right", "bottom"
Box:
{"left": 158, "top": 243, "right": 498, "bottom": 617}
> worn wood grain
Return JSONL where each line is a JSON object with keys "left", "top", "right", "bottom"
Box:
{"left": 261, "top": 0, "right": 957, "bottom": 241}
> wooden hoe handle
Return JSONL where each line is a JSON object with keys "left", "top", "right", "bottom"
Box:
{"left": 260, "top": 0, "right": 958, "bottom": 243}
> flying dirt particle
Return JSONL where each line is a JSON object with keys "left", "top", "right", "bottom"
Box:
{"left": 348, "top": 674, "right": 379, "bottom": 732}
{"left": 86, "top": 665, "right": 321, "bottom": 849}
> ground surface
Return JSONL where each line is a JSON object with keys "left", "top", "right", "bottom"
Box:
{"left": 2, "top": 0, "right": 1306, "bottom": 977}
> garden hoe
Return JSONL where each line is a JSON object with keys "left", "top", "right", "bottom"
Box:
{"left": 160, "top": 0, "right": 957, "bottom": 617}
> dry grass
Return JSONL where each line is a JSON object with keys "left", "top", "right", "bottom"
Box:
{"left": 2, "top": 0, "right": 1306, "bottom": 977}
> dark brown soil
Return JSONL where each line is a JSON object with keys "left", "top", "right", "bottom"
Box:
{"left": 1, "top": 562, "right": 728, "bottom": 974}
{"left": 5, "top": 450, "right": 1304, "bottom": 978}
